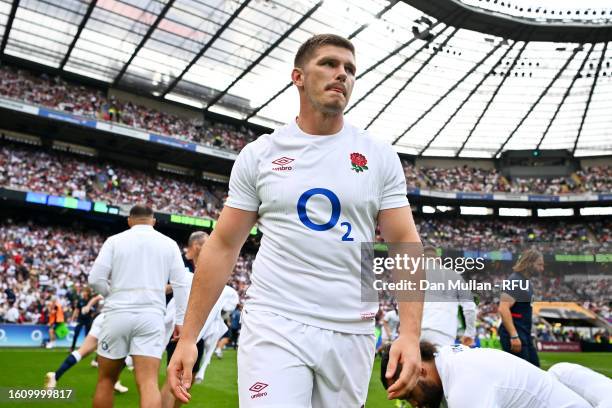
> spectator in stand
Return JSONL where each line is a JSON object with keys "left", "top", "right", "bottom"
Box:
{"left": 4, "top": 301, "right": 20, "bottom": 323}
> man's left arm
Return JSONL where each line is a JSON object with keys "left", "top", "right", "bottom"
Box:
{"left": 378, "top": 206, "right": 423, "bottom": 400}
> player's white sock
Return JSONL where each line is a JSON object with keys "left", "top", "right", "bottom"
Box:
{"left": 71, "top": 351, "right": 82, "bottom": 362}
{"left": 124, "top": 355, "right": 134, "bottom": 371}
{"left": 194, "top": 363, "right": 206, "bottom": 384}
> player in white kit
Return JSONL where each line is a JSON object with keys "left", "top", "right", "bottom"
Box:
{"left": 420, "top": 246, "right": 476, "bottom": 348}
{"left": 381, "top": 342, "right": 592, "bottom": 408}
{"left": 168, "top": 34, "right": 424, "bottom": 406}
{"left": 88, "top": 204, "right": 188, "bottom": 408}
{"left": 549, "top": 363, "right": 612, "bottom": 408}
{"left": 382, "top": 306, "right": 400, "bottom": 344}
{"left": 161, "top": 231, "right": 239, "bottom": 408}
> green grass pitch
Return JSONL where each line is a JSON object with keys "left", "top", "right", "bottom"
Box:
{"left": 0, "top": 348, "right": 610, "bottom": 407}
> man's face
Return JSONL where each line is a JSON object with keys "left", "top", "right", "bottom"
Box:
{"left": 534, "top": 256, "right": 544, "bottom": 273}
{"left": 294, "top": 45, "right": 356, "bottom": 114}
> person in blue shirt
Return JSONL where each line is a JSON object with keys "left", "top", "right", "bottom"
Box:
{"left": 498, "top": 248, "right": 543, "bottom": 367}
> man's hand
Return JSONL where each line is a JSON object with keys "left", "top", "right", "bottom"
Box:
{"left": 385, "top": 336, "right": 421, "bottom": 400}
{"left": 167, "top": 340, "right": 198, "bottom": 403}
{"left": 460, "top": 336, "right": 473, "bottom": 346}
{"left": 510, "top": 337, "right": 522, "bottom": 353}
{"left": 171, "top": 325, "right": 182, "bottom": 342}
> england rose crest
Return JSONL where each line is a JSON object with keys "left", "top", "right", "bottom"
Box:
{"left": 350, "top": 152, "right": 368, "bottom": 173}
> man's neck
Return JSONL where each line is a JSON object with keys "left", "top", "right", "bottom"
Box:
{"left": 296, "top": 108, "right": 344, "bottom": 135}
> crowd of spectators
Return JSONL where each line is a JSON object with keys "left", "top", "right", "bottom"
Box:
{"left": 1, "top": 142, "right": 226, "bottom": 218}
{"left": 0, "top": 64, "right": 256, "bottom": 152}
{"left": 0, "top": 221, "right": 103, "bottom": 324}
{"left": 0, "top": 221, "right": 255, "bottom": 325}
{"left": 416, "top": 217, "right": 601, "bottom": 252}
{"left": 1, "top": 64, "right": 610, "bottom": 195}
{"left": 1, "top": 219, "right": 609, "bottom": 350}
{"left": 403, "top": 161, "right": 611, "bottom": 194}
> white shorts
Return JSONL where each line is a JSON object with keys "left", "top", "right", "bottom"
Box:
{"left": 237, "top": 309, "right": 376, "bottom": 408}
{"left": 89, "top": 314, "right": 104, "bottom": 339}
{"left": 97, "top": 312, "right": 165, "bottom": 360}
{"left": 420, "top": 329, "right": 455, "bottom": 349}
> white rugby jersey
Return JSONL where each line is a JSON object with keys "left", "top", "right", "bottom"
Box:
{"left": 421, "top": 267, "right": 476, "bottom": 340}
{"left": 549, "top": 362, "right": 612, "bottom": 408}
{"left": 225, "top": 121, "right": 409, "bottom": 334}
{"left": 435, "top": 345, "right": 591, "bottom": 408}
{"left": 88, "top": 225, "right": 188, "bottom": 323}
{"left": 166, "top": 270, "right": 239, "bottom": 341}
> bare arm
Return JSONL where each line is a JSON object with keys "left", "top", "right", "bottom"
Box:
{"left": 378, "top": 207, "right": 423, "bottom": 343}
{"left": 180, "top": 207, "right": 257, "bottom": 343}
{"left": 378, "top": 206, "right": 423, "bottom": 399}
{"left": 498, "top": 293, "right": 518, "bottom": 337}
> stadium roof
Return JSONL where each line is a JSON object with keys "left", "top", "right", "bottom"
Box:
{"left": 0, "top": 0, "right": 611, "bottom": 158}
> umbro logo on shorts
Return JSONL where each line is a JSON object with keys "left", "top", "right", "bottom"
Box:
{"left": 249, "top": 382, "right": 269, "bottom": 399}
{"left": 272, "top": 157, "right": 294, "bottom": 171}
{"left": 100, "top": 341, "right": 109, "bottom": 351}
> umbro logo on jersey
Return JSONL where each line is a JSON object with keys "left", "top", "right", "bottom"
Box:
{"left": 272, "top": 156, "right": 294, "bottom": 171}
{"left": 249, "top": 382, "right": 269, "bottom": 399}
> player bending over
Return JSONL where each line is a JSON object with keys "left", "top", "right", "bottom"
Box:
{"left": 381, "top": 342, "right": 592, "bottom": 407}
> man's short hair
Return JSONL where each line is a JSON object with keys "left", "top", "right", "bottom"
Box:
{"left": 380, "top": 341, "right": 438, "bottom": 389}
{"left": 294, "top": 34, "right": 355, "bottom": 68}
{"left": 188, "top": 231, "right": 208, "bottom": 246}
{"left": 129, "top": 204, "right": 154, "bottom": 218}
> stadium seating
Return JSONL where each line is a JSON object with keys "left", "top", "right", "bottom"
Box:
{"left": 0, "top": 65, "right": 256, "bottom": 152}
{"left": 1, "top": 142, "right": 226, "bottom": 218}
{"left": 1, "top": 65, "right": 610, "bottom": 195}
{"left": 403, "top": 161, "right": 612, "bottom": 194}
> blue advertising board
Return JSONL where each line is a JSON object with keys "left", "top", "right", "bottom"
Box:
{"left": 0, "top": 324, "right": 86, "bottom": 347}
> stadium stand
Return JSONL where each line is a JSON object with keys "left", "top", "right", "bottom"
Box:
{"left": 0, "top": 141, "right": 226, "bottom": 218}
{"left": 0, "top": 64, "right": 256, "bottom": 153}
{"left": 403, "top": 160, "right": 612, "bottom": 194}
{"left": 1, "top": 65, "right": 610, "bottom": 196}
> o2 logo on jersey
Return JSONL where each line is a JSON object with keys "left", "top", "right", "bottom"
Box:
{"left": 296, "top": 188, "right": 353, "bottom": 241}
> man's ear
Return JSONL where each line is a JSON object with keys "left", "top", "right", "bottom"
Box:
{"left": 127, "top": 217, "right": 133, "bottom": 228}
{"left": 292, "top": 67, "right": 304, "bottom": 87}
{"left": 421, "top": 365, "right": 428, "bottom": 377}
{"left": 151, "top": 218, "right": 156, "bottom": 227}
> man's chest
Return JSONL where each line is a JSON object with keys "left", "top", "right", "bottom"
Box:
{"left": 256, "top": 147, "right": 382, "bottom": 220}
